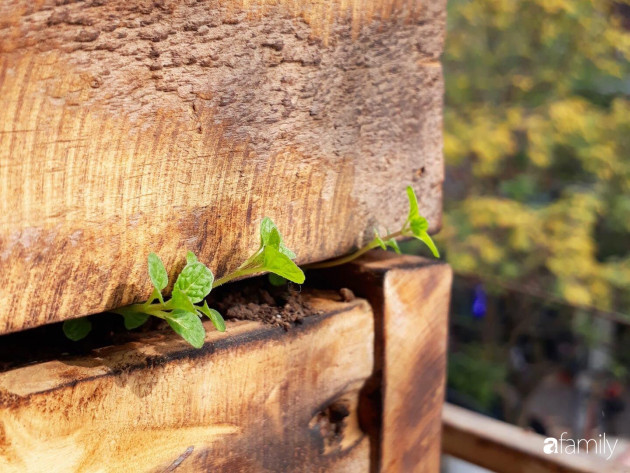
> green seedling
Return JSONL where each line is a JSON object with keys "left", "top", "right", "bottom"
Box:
{"left": 63, "top": 217, "right": 304, "bottom": 347}
{"left": 303, "top": 186, "right": 439, "bottom": 270}
{"left": 212, "top": 217, "right": 305, "bottom": 288}
{"left": 62, "top": 317, "right": 92, "bottom": 342}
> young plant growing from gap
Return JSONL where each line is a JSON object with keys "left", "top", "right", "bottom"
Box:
{"left": 63, "top": 218, "right": 304, "bottom": 348}
{"left": 64, "top": 186, "right": 437, "bottom": 346}
{"left": 302, "top": 186, "right": 439, "bottom": 270}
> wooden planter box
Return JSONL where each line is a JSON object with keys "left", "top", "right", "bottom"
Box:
{"left": 0, "top": 0, "right": 448, "bottom": 470}
{"left": 0, "top": 254, "right": 451, "bottom": 472}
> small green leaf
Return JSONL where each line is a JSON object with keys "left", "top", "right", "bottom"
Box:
{"left": 260, "top": 217, "right": 297, "bottom": 259}
{"left": 386, "top": 238, "right": 402, "bottom": 254}
{"left": 207, "top": 309, "right": 226, "bottom": 332}
{"left": 279, "top": 244, "right": 296, "bottom": 259}
{"left": 416, "top": 232, "right": 440, "bottom": 258}
{"left": 260, "top": 217, "right": 276, "bottom": 246}
{"left": 375, "top": 229, "right": 401, "bottom": 254}
{"left": 199, "top": 301, "right": 226, "bottom": 332}
{"left": 174, "top": 262, "right": 214, "bottom": 303}
{"left": 148, "top": 253, "right": 168, "bottom": 291}
{"left": 268, "top": 273, "right": 287, "bottom": 286}
{"left": 123, "top": 313, "right": 150, "bottom": 330}
{"left": 409, "top": 215, "right": 429, "bottom": 236}
{"left": 406, "top": 186, "right": 420, "bottom": 221}
{"left": 374, "top": 230, "right": 387, "bottom": 250}
{"left": 267, "top": 227, "right": 282, "bottom": 250}
{"left": 186, "top": 251, "right": 198, "bottom": 264}
{"left": 63, "top": 318, "right": 92, "bottom": 341}
{"left": 263, "top": 245, "right": 305, "bottom": 284}
{"left": 166, "top": 310, "right": 206, "bottom": 348}
{"left": 403, "top": 188, "right": 437, "bottom": 256}
{"left": 171, "top": 287, "right": 197, "bottom": 313}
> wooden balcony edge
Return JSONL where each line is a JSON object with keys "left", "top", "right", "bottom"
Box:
{"left": 442, "top": 403, "right": 627, "bottom": 473}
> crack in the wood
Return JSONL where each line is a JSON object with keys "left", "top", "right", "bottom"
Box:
{"left": 162, "top": 446, "right": 194, "bottom": 472}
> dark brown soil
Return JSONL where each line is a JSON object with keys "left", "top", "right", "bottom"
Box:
{"left": 208, "top": 278, "right": 321, "bottom": 330}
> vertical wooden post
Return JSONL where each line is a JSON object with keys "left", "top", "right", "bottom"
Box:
{"left": 311, "top": 250, "right": 452, "bottom": 472}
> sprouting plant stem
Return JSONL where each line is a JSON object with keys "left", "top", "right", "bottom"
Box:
{"left": 211, "top": 246, "right": 269, "bottom": 289}
{"left": 112, "top": 301, "right": 170, "bottom": 320}
{"left": 213, "top": 265, "right": 266, "bottom": 289}
{"left": 302, "top": 230, "right": 404, "bottom": 270}
{"left": 236, "top": 248, "right": 263, "bottom": 271}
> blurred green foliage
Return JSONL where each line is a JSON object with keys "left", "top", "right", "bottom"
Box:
{"left": 447, "top": 344, "right": 507, "bottom": 411}
{"left": 440, "top": 0, "right": 630, "bottom": 315}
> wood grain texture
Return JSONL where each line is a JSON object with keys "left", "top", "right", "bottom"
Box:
{"left": 443, "top": 403, "right": 628, "bottom": 473}
{"left": 310, "top": 250, "right": 451, "bottom": 473}
{"left": 0, "top": 293, "right": 374, "bottom": 472}
{"left": 0, "top": 0, "right": 445, "bottom": 334}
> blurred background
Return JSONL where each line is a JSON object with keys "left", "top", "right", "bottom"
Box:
{"left": 404, "top": 0, "right": 630, "bottom": 469}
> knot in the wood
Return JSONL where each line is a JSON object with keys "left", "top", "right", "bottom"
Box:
{"left": 309, "top": 400, "right": 351, "bottom": 453}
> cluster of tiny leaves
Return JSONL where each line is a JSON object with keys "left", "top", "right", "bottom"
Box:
{"left": 253, "top": 217, "right": 305, "bottom": 283}
{"left": 147, "top": 251, "right": 219, "bottom": 349}
{"left": 370, "top": 186, "right": 439, "bottom": 258}
{"left": 402, "top": 186, "right": 440, "bottom": 257}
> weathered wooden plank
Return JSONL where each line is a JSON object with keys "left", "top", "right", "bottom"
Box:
{"left": 0, "top": 0, "right": 446, "bottom": 334}
{"left": 442, "top": 403, "right": 627, "bottom": 473}
{"left": 0, "top": 293, "right": 374, "bottom": 472}
{"left": 310, "top": 251, "right": 451, "bottom": 472}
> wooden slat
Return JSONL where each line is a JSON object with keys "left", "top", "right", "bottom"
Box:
{"left": 310, "top": 251, "right": 452, "bottom": 473}
{"left": 0, "top": 0, "right": 446, "bottom": 334}
{"left": 0, "top": 293, "right": 374, "bottom": 472}
{"left": 442, "top": 403, "right": 627, "bottom": 473}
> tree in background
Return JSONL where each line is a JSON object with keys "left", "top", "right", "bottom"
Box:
{"left": 440, "top": 0, "right": 630, "bottom": 316}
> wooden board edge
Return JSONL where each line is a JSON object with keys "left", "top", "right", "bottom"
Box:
{"left": 442, "top": 403, "right": 626, "bottom": 473}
